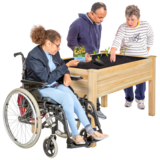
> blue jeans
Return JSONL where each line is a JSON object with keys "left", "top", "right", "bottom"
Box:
{"left": 38, "top": 84, "right": 90, "bottom": 138}
{"left": 124, "top": 82, "right": 146, "bottom": 102}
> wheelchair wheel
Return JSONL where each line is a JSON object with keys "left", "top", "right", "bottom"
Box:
{"left": 43, "top": 136, "right": 58, "bottom": 158}
{"left": 3, "top": 88, "right": 42, "bottom": 148}
{"left": 80, "top": 128, "right": 93, "bottom": 148}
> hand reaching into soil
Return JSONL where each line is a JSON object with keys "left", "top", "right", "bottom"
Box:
{"left": 66, "top": 60, "right": 79, "bottom": 67}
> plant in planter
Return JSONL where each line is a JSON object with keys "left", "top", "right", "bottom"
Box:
{"left": 122, "top": 48, "right": 127, "bottom": 55}
{"left": 91, "top": 46, "right": 110, "bottom": 66}
{"left": 91, "top": 49, "right": 104, "bottom": 66}
{"left": 104, "top": 46, "right": 111, "bottom": 57}
{"left": 93, "top": 49, "right": 101, "bottom": 59}
{"left": 91, "top": 46, "right": 127, "bottom": 66}
{"left": 92, "top": 47, "right": 110, "bottom": 58}
{"left": 104, "top": 47, "right": 127, "bottom": 57}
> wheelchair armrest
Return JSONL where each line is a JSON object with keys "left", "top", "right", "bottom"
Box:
{"left": 70, "top": 75, "right": 83, "bottom": 81}
{"left": 21, "top": 79, "right": 48, "bottom": 86}
{"left": 21, "top": 76, "right": 82, "bottom": 86}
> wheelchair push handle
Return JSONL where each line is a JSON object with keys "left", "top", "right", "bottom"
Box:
{"left": 13, "top": 51, "right": 24, "bottom": 58}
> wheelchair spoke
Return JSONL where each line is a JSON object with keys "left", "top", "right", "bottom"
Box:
{"left": 23, "top": 124, "right": 28, "bottom": 143}
{"left": 25, "top": 124, "right": 31, "bottom": 131}
{"left": 9, "top": 119, "right": 15, "bottom": 127}
{"left": 25, "top": 124, "right": 31, "bottom": 140}
{"left": 11, "top": 122, "right": 19, "bottom": 136}
{"left": 9, "top": 96, "right": 16, "bottom": 105}
{"left": 16, "top": 124, "right": 20, "bottom": 139}
{"left": 14, "top": 95, "right": 20, "bottom": 116}
{"left": 7, "top": 104, "right": 15, "bottom": 112}
{"left": 8, "top": 112, "right": 17, "bottom": 117}
{"left": 8, "top": 118, "right": 18, "bottom": 123}
{"left": 23, "top": 127, "right": 28, "bottom": 144}
{"left": 14, "top": 127, "right": 19, "bottom": 142}
{"left": 19, "top": 123, "right": 24, "bottom": 143}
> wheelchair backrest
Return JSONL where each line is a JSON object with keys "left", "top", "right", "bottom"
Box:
{"left": 14, "top": 52, "right": 26, "bottom": 80}
{"left": 13, "top": 52, "right": 42, "bottom": 101}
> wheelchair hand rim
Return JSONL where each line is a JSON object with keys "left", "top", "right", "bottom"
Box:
{"left": 3, "top": 88, "right": 42, "bottom": 148}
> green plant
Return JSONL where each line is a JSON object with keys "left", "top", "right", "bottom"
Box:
{"left": 91, "top": 49, "right": 102, "bottom": 59}
{"left": 93, "top": 47, "right": 111, "bottom": 60}
{"left": 91, "top": 46, "right": 127, "bottom": 59}
{"left": 104, "top": 46, "right": 110, "bottom": 57}
{"left": 122, "top": 48, "right": 127, "bottom": 56}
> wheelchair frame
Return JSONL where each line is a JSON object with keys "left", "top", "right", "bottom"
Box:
{"left": 3, "top": 52, "right": 103, "bottom": 158}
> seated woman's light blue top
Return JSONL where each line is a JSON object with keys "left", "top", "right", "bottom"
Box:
{"left": 43, "top": 50, "right": 57, "bottom": 87}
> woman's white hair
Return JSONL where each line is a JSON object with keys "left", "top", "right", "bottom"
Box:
{"left": 125, "top": 5, "right": 140, "bottom": 19}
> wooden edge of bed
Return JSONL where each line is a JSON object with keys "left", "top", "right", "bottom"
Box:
{"left": 62, "top": 53, "right": 156, "bottom": 60}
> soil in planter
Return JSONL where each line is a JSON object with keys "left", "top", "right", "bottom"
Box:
{"left": 64, "top": 54, "right": 146, "bottom": 70}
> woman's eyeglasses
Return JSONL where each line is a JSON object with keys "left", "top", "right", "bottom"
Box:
{"left": 52, "top": 41, "right": 60, "bottom": 48}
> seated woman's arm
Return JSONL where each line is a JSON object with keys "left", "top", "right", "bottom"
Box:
{"left": 26, "top": 54, "right": 69, "bottom": 84}
{"left": 57, "top": 52, "right": 70, "bottom": 75}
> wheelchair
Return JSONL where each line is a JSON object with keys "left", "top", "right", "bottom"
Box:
{"left": 3, "top": 52, "right": 103, "bottom": 158}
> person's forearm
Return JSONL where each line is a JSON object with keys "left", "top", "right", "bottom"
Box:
{"left": 111, "top": 47, "right": 117, "bottom": 54}
{"left": 64, "top": 73, "right": 70, "bottom": 78}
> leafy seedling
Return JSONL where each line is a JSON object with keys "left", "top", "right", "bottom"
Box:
{"left": 122, "top": 48, "right": 127, "bottom": 56}
{"left": 104, "top": 47, "right": 112, "bottom": 59}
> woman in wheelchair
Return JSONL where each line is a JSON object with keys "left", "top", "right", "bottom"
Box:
{"left": 25, "top": 25, "right": 108, "bottom": 144}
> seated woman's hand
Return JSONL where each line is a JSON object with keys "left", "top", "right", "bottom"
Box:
{"left": 63, "top": 74, "right": 72, "bottom": 87}
{"left": 66, "top": 60, "right": 79, "bottom": 67}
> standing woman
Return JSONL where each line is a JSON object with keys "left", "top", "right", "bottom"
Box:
{"left": 110, "top": 4, "right": 155, "bottom": 110}
{"left": 25, "top": 26, "right": 108, "bottom": 144}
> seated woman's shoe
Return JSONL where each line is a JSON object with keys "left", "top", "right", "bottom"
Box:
{"left": 72, "top": 135, "right": 86, "bottom": 145}
{"left": 88, "top": 131, "right": 109, "bottom": 141}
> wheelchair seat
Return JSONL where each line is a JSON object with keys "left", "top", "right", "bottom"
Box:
{"left": 40, "top": 97, "right": 60, "bottom": 105}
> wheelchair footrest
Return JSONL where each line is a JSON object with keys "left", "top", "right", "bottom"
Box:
{"left": 86, "top": 136, "right": 100, "bottom": 143}
{"left": 67, "top": 143, "right": 89, "bottom": 149}
{"left": 66, "top": 137, "right": 100, "bottom": 149}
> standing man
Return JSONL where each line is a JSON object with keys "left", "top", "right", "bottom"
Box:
{"left": 67, "top": 2, "right": 107, "bottom": 119}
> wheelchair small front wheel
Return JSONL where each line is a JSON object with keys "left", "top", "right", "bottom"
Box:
{"left": 43, "top": 136, "right": 58, "bottom": 158}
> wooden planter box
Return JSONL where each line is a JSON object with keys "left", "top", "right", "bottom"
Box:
{"left": 63, "top": 52, "right": 156, "bottom": 146}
